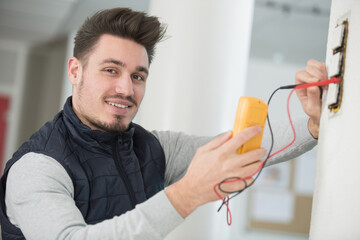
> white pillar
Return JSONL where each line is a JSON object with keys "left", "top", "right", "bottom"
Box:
{"left": 136, "top": 0, "right": 254, "bottom": 239}
{"left": 136, "top": 0, "right": 254, "bottom": 136}
{"left": 310, "top": 0, "right": 360, "bottom": 239}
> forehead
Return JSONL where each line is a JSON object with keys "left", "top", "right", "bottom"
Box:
{"left": 88, "top": 34, "right": 149, "bottom": 67}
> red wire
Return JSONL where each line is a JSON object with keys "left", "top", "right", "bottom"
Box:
{"left": 268, "top": 88, "right": 297, "bottom": 158}
{"left": 214, "top": 77, "right": 342, "bottom": 226}
{"left": 295, "top": 77, "right": 341, "bottom": 89}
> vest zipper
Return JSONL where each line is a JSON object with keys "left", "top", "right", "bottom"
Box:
{"left": 112, "top": 140, "right": 137, "bottom": 208}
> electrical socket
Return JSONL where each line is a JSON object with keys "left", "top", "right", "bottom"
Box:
{"left": 326, "top": 19, "right": 348, "bottom": 113}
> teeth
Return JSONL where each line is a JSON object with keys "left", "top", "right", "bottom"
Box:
{"left": 107, "top": 101, "right": 127, "bottom": 108}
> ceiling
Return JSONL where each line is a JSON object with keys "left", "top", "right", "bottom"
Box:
{"left": 0, "top": 0, "right": 332, "bottom": 64}
{"left": 0, "top": 0, "right": 149, "bottom": 44}
{"left": 0, "top": 0, "right": 78, "bottom": 44}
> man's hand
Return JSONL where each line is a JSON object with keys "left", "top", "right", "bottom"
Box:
{"left": 295, "top": 59, "right": 328, "bottom": 139}
{"left": 165, "top": 126, "right": 266, "bottom": 218}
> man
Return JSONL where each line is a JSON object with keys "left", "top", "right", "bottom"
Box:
{"left": 0, "top": 8, "right": 326, "bottom": 239}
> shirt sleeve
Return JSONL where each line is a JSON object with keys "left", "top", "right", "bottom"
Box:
{"left": 262, "top": 117, "right": 317, "bottom": 166}
{"left": 5, "top": 152, "right": 184, "bottom": 240}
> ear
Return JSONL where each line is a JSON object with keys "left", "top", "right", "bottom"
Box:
{"left": 68, "top": 57, "right": 82, "bottom": 86}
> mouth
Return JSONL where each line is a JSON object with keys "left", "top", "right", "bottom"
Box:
{"left": 105, "top": 101, "right": 129, "bottom": 109}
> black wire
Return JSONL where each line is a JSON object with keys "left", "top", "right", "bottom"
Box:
{"left": 217, "top": 87, "right": 284, "bottom": 212}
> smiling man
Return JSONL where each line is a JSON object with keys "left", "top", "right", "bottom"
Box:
{"left": 0, "top": 8, "right": 323, "bottom": 240}
{"left": 69, "top": 34, "right": 148, "bottom": 133}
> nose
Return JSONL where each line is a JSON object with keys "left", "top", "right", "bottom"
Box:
{"left": 115, "top": 75, "right": 134, "bottom": 96}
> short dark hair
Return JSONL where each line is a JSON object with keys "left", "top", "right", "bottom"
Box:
{"left": 74, "top": 8, "right": 166, "bottom": 65}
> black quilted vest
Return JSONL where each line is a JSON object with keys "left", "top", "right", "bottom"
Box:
{"left": 0, "top": 97, "right": 166, "bottom": 239}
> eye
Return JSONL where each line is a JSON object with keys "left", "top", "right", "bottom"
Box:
{"left": 105, "top": 68, "right": 117, "bottom": 74}
{"left": 132, "top": 74, "right": 145, "bottom": 82}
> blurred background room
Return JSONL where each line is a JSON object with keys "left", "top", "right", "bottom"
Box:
{"left": 0, "top": 0, "right": 331, "bottom": 239}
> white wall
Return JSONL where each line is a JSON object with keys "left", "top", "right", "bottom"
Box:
{"left": 310, "top": 0, "right": 360, "bottom": 239}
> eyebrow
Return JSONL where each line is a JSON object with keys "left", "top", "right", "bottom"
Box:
{"left": 101, "top": 58, "right": 149, "bottom": 75}
{"left": 136, "top": 66, "right": 149, "bottom": 76}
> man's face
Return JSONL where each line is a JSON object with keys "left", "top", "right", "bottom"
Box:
{"left": 68, "top": 34, "right": 149, "bottom": 132}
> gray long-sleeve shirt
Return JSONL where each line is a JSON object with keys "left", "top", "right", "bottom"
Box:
{"left": 5, "top": 117, "right": 317, "bottom": 240}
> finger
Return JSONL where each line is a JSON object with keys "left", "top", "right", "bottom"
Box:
{"left": 306, "top": 86, "right": 322, "bottom": 119}
{"left": 297, "top": 60, "right": 328, "bottom": 80}
{"left": 305, "top": 64, "right": 327, "bottom": 81}
{"left": 308, "top": 86, "right": 321, "bottom": 98}
{"left": 306, "top": 60, "right": 327, "bottom": 79}
{"left": 296, "top": 70, "right": 328, "bottom": 99}
{"left": 200, "top": 131, "right": 232, "bottom": 152}
{"left": 230, "top": 158, "right": 264, "bottom": 178}
{"left": 222, "top": 126, "right": 262, "bottom": 153}
{"left": 242, "top": 160, "right": 264, "bottom": 177}
{"left": 227, "top": 148, "right": 267, "bottom": 168}
{"left": 307, "top": 59, "right": 326, "bottom": 73}
{"left": 295, "top": 70, "right": 315, "bottom": 85}
{"left": 218, "top": 160, "right": 264, "bottom": 193}
{"left": 295, "top": 70, "right": 314, "bottom": 98}
{"left": 306, "top": 60, "right": 328, "bottom": 84}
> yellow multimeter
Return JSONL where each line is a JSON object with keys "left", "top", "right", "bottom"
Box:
{"left": 233, "top": 96, "right": 268, "bottom": 154}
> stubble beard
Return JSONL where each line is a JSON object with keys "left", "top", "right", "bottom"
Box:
{"left": 85, "top": 114, "right": 130, "bottom": 133}
{"left": 77, "top": 77, "right": 137, "bottom": 133}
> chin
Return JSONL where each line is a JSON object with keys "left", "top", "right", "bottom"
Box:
{"left": 87, "top": 116, "right": 130, "bottom": 133}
